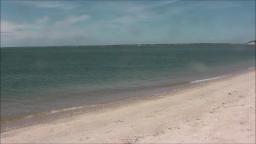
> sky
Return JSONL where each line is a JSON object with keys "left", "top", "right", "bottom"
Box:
{"left": 1, "top": 0, "right": 255, "bottom": 47}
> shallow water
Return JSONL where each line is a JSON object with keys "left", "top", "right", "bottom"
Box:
{"left": 1, "top": 44, "right": 255, "bottom": 121}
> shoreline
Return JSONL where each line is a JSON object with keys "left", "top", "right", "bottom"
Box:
{"left": 1, "top": 67, "right": 254, "bottom": 133}
{"left": 1, "top": 68, "right": 255, "bottom": 143}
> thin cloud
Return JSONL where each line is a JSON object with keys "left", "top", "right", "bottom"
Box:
{"left": 1, "top": 14, "right": 91, "bottom": 47}
{"left": 35, "top": 16, "right": 50, "bottom": 24}
{"left": 1, "top": 21, "right": 29, "bottom": 33}
{"left": 54, "top": 15, "right": 90, "bottom": 27}
{"left": 198, "top": 1, "right": 241, "bottom": 9}
{"left": 110, "top": 1, "right": 174, "bottom": 26}
{"left": 0, "top": 31, "right": 12, "bottom": 37}
{"left": 21, "top": 1, "right": 78, "bottom": 10}
{"left": 127, "top": 0, "right": 180, "bottom": 13}
{"left": 1, "top": 0, "right": 254, "bottom": 47}
{"left": 1, "top": 16, "right": 50, "bottom": 35}
{"left": 113, "top": 0, "right": 180, "bottom": 25}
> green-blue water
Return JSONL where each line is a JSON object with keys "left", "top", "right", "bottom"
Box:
{"left": 1, "top": 44, "right": 255, "bottom": 122}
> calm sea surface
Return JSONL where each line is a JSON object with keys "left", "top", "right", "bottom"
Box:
{"left": 1, "top": 44, "right": 255, "bottom": 122}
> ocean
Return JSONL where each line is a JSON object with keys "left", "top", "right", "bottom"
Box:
{"left": 1, "top": 44, "right": 255, "bottom": 127}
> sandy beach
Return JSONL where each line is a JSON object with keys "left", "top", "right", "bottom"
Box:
{"left": 1, "top": 70, "right": 255, "bottom": 143}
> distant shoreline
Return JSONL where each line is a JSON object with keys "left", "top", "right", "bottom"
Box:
{"left": 1, "top": 43, "right": 251, "bottom": 49}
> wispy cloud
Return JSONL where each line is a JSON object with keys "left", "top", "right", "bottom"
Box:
{"left": 198, "top": 1, "right": 241, "bottom": 9}
{"left": 1, "top": 21, "right": 29, "bottom": 33}
{"left": 1, "top": 14, "right": 89, "bottom": 33}
{"left": 1, "top": 0, "right": 254, "bottom": 47}
{"left": 1, "top": 14, "right": 91, "bottom": 46}
{"left": 54, "top": 15, "right": 90, "bottom": 27}
{"left": 109, "top": 1, "right": 177, "bottom": 26}
{"left": 114, "top": 0, "right": 180, "bottom": 24}
{"left": 127, "top": 0, "right": 179, "bottom": 13}
{"left": 22, "top": 1, "right": 78, "bottom": 10}
{"left": 1, "top": 16, "right": 50, "bottom": 34}
{"left": 35, "top": 16, "right": 50, "bottom": 24}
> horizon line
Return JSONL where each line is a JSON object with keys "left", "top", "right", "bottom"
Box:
{"left": 0, "top": 42, "right": 251, "bottom": 48}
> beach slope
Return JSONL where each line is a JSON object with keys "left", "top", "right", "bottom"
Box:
{"left": 1, "top": 70, "right": 255, "bottom": 143}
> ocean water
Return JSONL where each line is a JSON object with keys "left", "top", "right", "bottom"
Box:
{"left": 1, "top": 44, "right": 255, "bottom": 123}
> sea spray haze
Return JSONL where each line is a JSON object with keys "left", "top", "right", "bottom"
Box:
{"left": 1, "top": 44, "right": 254, "bottom": 122}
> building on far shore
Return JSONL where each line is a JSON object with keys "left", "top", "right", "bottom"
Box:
{"left": 248, "top": 40, "right": 256, "bottom": 45}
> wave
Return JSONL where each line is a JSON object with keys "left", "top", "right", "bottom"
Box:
{"left": 49, "top": 105, "right": 95, "bottom": 114}
{"left": 190, "top": 76, "right": 226, "bottom": 84}
{"left": 248, "top": 67, "right": 255, "bottom": 70}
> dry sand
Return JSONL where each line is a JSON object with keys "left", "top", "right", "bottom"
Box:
{"left": 1, "top": 70, "right": 255, "bottom": 143}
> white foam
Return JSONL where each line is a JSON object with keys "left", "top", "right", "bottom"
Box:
{"left": 190, "top": 76, "right": 225, "bottom": 84}
{"left": 49, "top": 104, "right": 98, "bottom": 114}
{"left": 248, "top": 67, "right": 255, "bottom": 70}
{"left": 49, "top": 106, "right": 84, "bottom": 114}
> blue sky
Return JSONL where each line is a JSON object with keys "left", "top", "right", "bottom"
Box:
{"left": 1, "top": 0, "right": 255, "bottom": 47}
